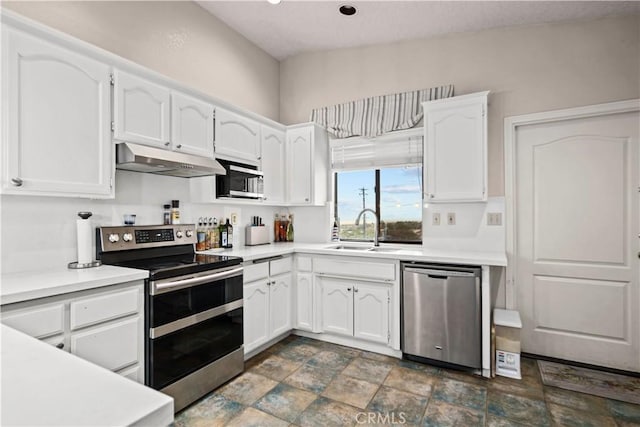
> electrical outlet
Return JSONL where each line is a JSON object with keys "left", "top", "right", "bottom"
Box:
{"left": 487, "top": 212, "right": 502, "bottom": 226}
{"left": 447, "top": 212, "right": 456, "bottom": 226}
{"left": 230, "top": 213, "right": 238, "bottom": 225}
{"left": 432, "top": 213, "right": 441, "bottom": 226}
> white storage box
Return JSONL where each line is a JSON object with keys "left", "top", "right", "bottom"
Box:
{"left": 494, "top": 308, "right": 522, "bottom": 379}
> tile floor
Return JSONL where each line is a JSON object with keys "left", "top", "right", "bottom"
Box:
{"left": 175, "top": 336, "right": 640, "bottom": 426}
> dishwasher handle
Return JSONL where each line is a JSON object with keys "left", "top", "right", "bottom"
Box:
{"left": 403, "top": 267, "right": 478, "bottom": 278}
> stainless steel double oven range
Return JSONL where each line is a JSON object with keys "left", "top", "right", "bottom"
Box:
{"left": 97, "top": 224, "right": 244, "bottom": 412}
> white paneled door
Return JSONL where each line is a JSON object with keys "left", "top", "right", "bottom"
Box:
{"left": 513, "top": 106, "right": 639, "bottom": 371}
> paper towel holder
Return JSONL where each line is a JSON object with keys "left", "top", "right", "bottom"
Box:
{"left": 68, "top": 211, "right": 102, "bottom": 269}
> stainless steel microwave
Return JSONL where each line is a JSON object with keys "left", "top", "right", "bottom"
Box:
{"left": 216, "top": 159, "right": 264, "bottom": 199}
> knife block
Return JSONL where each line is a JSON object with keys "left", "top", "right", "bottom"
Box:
{"left": 245, "top": 226, "right": 270, "bottom": 246}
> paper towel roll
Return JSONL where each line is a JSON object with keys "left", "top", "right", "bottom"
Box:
{"left": 76, "top": 218, "right": 92, "bottom": 265}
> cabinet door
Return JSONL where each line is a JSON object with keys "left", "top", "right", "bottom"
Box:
{"left": 320, "top": 277, "right": 353, "bottom": 337}
{"left": 113, "top": 69, "right": 171, "bottom": 148}
{"left": 2, "top": 30, "right": 112, "bottom": 197}
{"left": 295, "top": 272, "right": 314, "bottom": 331}
{"left": 269, "top": 273, "right": 292, "bottom": 337}
{"left": 261, "top": 125, "right": 286, "bottom": 203}
{"left": 287, "top": 127, "right": 313, "bottom": 204}
{"left": 214, "top": 107, "right": 260, "bottom": 163}
{"left": 244, "top": 280, "right": 270, "bottom": 353}
{"left": 70, "top": 316, "right": 140, "bottom": 372}
{"left": 353, "top": 283, "right": 389, "bottom": 344}
{"left": 1, "top": 302, "right": 64, "bottom": 339}
{"left": 171, "top": 92, "right": 214, "bottom": 157}
{"left": 424, "top": 93, "right": 487, "bottom": 202}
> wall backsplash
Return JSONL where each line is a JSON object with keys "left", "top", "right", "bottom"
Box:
{"left": 0, "top": 170, "right": 331, "bottom": 274}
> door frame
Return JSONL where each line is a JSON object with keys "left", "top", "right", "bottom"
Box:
{"left": 503, "top": 99, "right": 640, "bottom": 309}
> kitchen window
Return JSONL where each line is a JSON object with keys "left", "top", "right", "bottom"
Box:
{"left": 334, "top": 166, "right": 423, "bottom": 243}
{"left": 330, "top": 128, "right": 424, "bottom": 244}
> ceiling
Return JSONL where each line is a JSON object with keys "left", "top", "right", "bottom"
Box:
{"left": 197, "top": 1, "right": 640, "bottom": 60}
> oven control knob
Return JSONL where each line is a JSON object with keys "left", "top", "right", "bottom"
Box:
{"left": 186, "top": 230, "right": 193, "bottom": 238}
{"left": 108, "top": 233, "right": 120, "bottom": 243}
{"left": 176, "top": 231, "right": 183, "bottom": 238}
{"left": 122, "top": 233, "right": 133, "bottom": 242}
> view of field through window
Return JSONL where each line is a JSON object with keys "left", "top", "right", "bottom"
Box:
{"left": 335, "top": 166, "right": 422, "bottom": 243}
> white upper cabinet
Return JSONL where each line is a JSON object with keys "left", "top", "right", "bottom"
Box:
{"left": 260, "top": 125, "right": 286, "bottom": 203}
{"left": 113, "top": 69, "right": 171, "bottom": 148}
{"left": 214, "top": 107, "right": 261, "bottom": 164}
{"left": 2, "top": 29, "right": 112, "bottom": 198}
{"left": 423, "top": 91, "right": 489, "bottom": 202}
{"left": 286, "top": 123, "right": 329, "bottom": 205}
{"left": 171, "top": 92, "right": 214, "bottom": 158}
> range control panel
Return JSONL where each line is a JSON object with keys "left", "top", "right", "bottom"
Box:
{"left": 97, "top": 224, "right": 196, "bottom": 252}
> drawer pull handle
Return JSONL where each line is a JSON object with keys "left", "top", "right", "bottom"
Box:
{"left": 11, "top": 178, "right": 23, "bottom": 187}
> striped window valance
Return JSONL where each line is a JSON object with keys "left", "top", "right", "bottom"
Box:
{"left": 310, "top": 85, "right": 454, "bottom": 138}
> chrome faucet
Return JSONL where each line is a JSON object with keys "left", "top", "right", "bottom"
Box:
{"left": 355, "top": 208, "right": 380, "bottom": 246}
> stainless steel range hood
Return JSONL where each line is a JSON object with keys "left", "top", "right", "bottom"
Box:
{"left": 116, "top": 142, "right": 226, "bottom": 178}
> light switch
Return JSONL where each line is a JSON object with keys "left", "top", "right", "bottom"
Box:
{"left": 447, "top": 212, "right": 456, "bottom": 226}
{"left": 487, "top": 212, "right": 502, "bottom": 226}
{"left": 432, "top": 213, "right": 441, "bottom": 226}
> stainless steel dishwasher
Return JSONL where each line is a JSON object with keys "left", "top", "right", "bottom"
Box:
{"left": 401, "top": 263, "right": 481, "bottom": 369}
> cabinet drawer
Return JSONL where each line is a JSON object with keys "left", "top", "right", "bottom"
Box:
{"left": 314, "top": 258, "right": 396, "bottom": 281}
{"left": 118, "top": 364, "right": 141, "bottom": 382}
{"left": 2, "top": 303, "right": 64, "bottom": 339}
{"left": 71, "top": 317, "right": 140, "bottom": 372}
{"left": 244, "top": 262, "right": 269, "bottom": 283}
{"left": 296, "top": 256, "right": 313, "bottom": 272}
{"left": 270, "top": 257, "right": 292, "bottom": 276}
{"left": 70, "top": 288, "right": 139, "bottom": 331}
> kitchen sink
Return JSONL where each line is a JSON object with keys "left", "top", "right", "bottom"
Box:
{"left": 324, "top": 245, "right": 401, "bottom": 253}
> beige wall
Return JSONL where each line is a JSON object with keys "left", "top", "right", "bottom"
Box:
{"left": 3, "top": 1, "right": 280, "bottom": 121}
{"left": 280, "top": 15, "right": 640, "bottom": 196}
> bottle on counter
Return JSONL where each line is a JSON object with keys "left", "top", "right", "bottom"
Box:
{"left": 226, "top": 218, "right": 233, "bottom": 249}
{"left": 212, "top": 218, "right": 220, "bottom": 248}
{"left": 170, "top": 200, "right": 180, "bottom": 224}
{"left": 279, "top": 213, "right": 287, "bottom": 242}
{"left": 196, "top": 218, "right": 206, "bottom": 251}
{"left": 163, "top": 204, "right": 171, "bottom": 225}
{"left": 286, "top": 214, "right": 294, "bottom": 242}
{"left": 331, "top": 218, "right": 340, "bottom": 241}
{"left": 220, "top": 218, "right": 228, "bottom": 248}
{"left": 274, "top": 214, "right": 280, "bottom": 242}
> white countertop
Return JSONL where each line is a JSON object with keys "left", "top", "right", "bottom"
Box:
{"left": 0, "top": 265, "right": 148, "bottom": 305}
{"left": 1, "top": 324, "right": 174, "bottom": 426}
{"left": 199, "top": 242, "right": 508, "bottom": 266}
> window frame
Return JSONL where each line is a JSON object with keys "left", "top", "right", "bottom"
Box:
{"left": 334, "top": 168, "right": 422, "bottom": 245}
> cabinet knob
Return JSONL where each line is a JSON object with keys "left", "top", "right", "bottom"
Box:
{"left": 354, "top": 287, "right": 359, "bottom": 292}
{"left": 267, "top": 282, "right": 271, "bottom": 286}
{"left": 164, "top": 142, "right": 170, "bottom": 147}
{"left": 347, "top": 288, "right": 352, "bottom": 292}
{"left": 55, "top": 343, "right": 64, "bottom": 349}
{"left": 10, "top": 177, "right": 23, "bottom": 187}
{"left": 177, "top": 144, "right": 182, "bottom": 149}
{"left": 271, "top": 281, "right": 276, "bottom": 285}
{"left": 305, "top": 198, "right": 309, "bottom": 202}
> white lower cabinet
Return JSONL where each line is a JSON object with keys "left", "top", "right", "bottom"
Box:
{"left": 353, "top": 283, "right": 390, "bottom": 344}
{"left": 243, "top": 257, "right": 293, "bottom": 354}
{"left": 319, "top": 275, "right": 390, "bottom": 345}
{"left": 0, "top": 281, "right": 144, "bottom": 382}
{"left": 71, "top": 317, "right": 140, "bottom": 372}
{"left": 295, "top": 272, "right": 314, "bottom": 332}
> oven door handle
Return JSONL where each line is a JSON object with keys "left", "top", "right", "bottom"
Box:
{"left": 150, "top": 299, "right": 243, "bottom": 339}
{"left": 151, "top": 266, "right": 243, "bottom": 295}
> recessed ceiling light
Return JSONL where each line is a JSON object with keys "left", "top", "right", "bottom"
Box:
{"left": 339, "top": 4, "right": 357, "bottom": 16}
{"left": 267, "top": 0, "right": 281, "bottom": 4}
